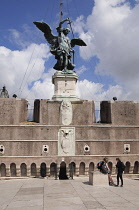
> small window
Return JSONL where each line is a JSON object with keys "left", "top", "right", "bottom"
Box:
{"left": 124, "top": 144, "right": 130, "bottom": 153}
{"left": 43, "top": 145, "right": 49, "bottom": 153}
{"left": 0, "top": 145, "right": 5, "bottom": 154}
{"left": 84, "top": 145, "right": 90, "bottom": 152}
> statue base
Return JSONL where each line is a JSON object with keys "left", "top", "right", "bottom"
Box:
{"left": 52, "top": 71, "right": 80, "bottom": 101}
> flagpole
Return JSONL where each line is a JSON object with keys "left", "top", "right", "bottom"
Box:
{"left": 60, "top": 0, "right": 63, "bottom": 22}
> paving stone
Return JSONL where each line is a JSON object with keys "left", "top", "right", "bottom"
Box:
{"left": 0, "top": 177, "right": 139, "bottom": 210}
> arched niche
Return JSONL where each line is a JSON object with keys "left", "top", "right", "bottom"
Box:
{"left": 124, "top": 161, "right": 130, "bottom": 174}
{"left": 89, "top": 162, "right": 94, "bottom": 172}
{"left": 79, "top": 162, "right": 85, "bottom": 175}
{"left": 59, "top": 161, "right": 68, "bottom": 180}
{"left": 20, "top": 163, "right": 27, "bottom": 177}
{"left": 1, "top": 163, "right": 6, "bottom": 177}
{"left": 50, "top": 162, "right": 56, "bottom": 177}
{"left": 31, "top": 163, "right": 37, "bottom": 177}
{"left": 40, "top": 162, "right": 46, "bottom": 177}
{"left": 10, "top": 163, "right": 16, "bottom": 177}
{"left": 133, "top": 161, "right": 139, "bottom": 174}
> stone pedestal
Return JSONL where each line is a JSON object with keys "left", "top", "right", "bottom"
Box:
{"left": 89, "top": 171, "right": 108, "bottom": 185}
{"left": 52, "top": 71, "right": 80, "bottom": 101}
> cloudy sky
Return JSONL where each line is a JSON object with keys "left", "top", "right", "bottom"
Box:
{"left": 0, "top": 0, "right": 139, "bottom": 107}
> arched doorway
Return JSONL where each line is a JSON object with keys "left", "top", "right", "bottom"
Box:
{"left": 40, "top": 162, "right": 46, "bottom": 177}
{"left": 20, "top": 163, "right": 27, "bottom": 176}
{"left": 59, "top": 162, "right": 68, "bottom": 179}
{"left": 79, "top": 162, "right": 85, "bottom": 175}
{"left": 69, "top": 162, "right": 76, "bottom": 178}
{"left": 50, "top": 162, "right": 56, "bottom": 177}
{"left": 89, "top": 162, "right": 94, "bottom": 172}
{"left": 31, "top": 163, "right": 37, "bottom": 176}
{"left": 124, "top": 161, "right": 130, "bottom": 174}
{"left": 1, "top": 163, "right": 6, "bottom": 177}
{"left": 133, "top": 161, "right": 139, "bottom": 174}
{"left": 10, "top": 163, "right": 16, "bottom": 177}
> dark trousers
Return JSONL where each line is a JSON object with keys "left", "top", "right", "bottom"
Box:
{"left": 117, "top": 172, "right": 123, "bottom": 185}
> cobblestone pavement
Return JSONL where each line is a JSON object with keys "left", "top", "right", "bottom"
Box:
{"left": 0, "top": 176, "right": 139, "bottom": 210}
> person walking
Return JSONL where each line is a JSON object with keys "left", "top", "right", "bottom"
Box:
{"left": 116, "top": 158, "right": 125, "bottom": 187}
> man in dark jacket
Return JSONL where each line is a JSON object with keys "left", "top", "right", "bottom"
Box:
{"left": 116, "top": 158, "right": 125, "bottom": 187}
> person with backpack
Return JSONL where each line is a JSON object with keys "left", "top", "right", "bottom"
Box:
{"left": 97, "top": 158, "right": 116, "bottom": 186}
{"left": 116, "top": 158, "right": 125, "bottom": 187}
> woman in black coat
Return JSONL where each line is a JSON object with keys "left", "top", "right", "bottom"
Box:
{"left": 116, "top": 158, "right": 124, "bottom": 187}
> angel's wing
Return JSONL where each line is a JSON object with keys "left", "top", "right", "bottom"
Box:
{"left": 71, "top": 38, "right": 87, "bottom": 48}
{"left": 33, "top": 21, "right": 57, "bottom": 45}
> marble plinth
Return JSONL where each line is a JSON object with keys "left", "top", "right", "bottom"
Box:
{"left": 52, "top": 71, "right": 80, "bottom": 101}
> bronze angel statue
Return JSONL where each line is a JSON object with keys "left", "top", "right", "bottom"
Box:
{"left": 34, "top": 18, "right": 86, "bottom": 73}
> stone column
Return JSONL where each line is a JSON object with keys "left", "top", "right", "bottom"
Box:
{"left": 6, "top": 165, "right": 10, "bottom": 177}
{"left": 36, "top": 166, "right": 40, "bottom": 177}
{"left": 66, "top": 165, "right": 70, "bottom": 178}
{"left": 47, "top": 167, "right": 50, "bottom": 177}
{"left": 57, "top": 164, "right": 60, "bottom": 179}
{"left": 27, "top": 166, "right": 31, "bottom": 177}
{"left": 85, "top": 165, "right": 89, "bottom": 176}
{"left": 129, "top": 166, "right": 134, "bottom": 174}
{"left": 75, "top": 165, "right": 79, "bottom": 176}
{"left": 16, "top": 166, "right": 21, "bottom": 177}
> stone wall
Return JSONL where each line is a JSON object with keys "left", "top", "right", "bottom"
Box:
{"left": 0, "top": 139, "right": 137, "bottom": 156}
{"left": 33, "top": 100, "right": 95, "bottom": 125}
{"left": 0, "top": 125, "right": 139, "bottom": 156}
{"left": 0, "top": 141, "right": 57, "bottom": 156}
{"left": 0, "top": 125, "right": 139, "bottom": 141}
{"left": 101, "top": 101, "right": 139, "bottom": 125}
{"left": 0, "top": 98, "right": 28, "bottom": 125}
{"left": 1, "top": 99, "right": 139, "bottom": 177}
{"left": 0, "top": 155, "right": 139, "bottom": 178}
{"left": 1, "top": 124, "right": 139, "bottom": 143}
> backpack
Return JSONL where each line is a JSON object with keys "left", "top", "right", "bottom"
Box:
{"left": 121, "top": 162, "right": 125, "bottom": 172}
{"left": 101, "top": 164, "right": 109, "bottom": 174}
{"left": 96, "top": 161, "right": 104, "bottom": 170}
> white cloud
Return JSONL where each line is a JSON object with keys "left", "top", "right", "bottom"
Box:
{"left": 75, "top": 65, "right": 87, "bottom": 75}
{"left": 8, "top": 24, "right": 39, "bottom": 48}
{"left": 77, "top": 79, "right": 129, "bottom": 101}
{"left": 0, "top": 42, "right": 130, "bottom": 104}
{"left": 72, "top": 15, "right": 86, "bottom": 34}
{"left": 0, "top": 43, "right": 51, "bottom": 98}
{"left": 27, "top": 68, "right": 55, "bottom": 99}
{"left": 0, "top": 40, "right": 129, "bottom": 104}
{"left": 74, "top": 0, "right": 139, "bottom": 100}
